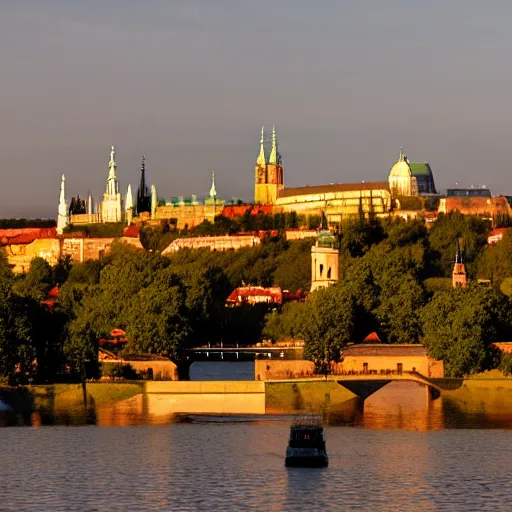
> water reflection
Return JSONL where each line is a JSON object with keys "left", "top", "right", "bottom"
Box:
{"left": 3, "top": 380, "right": 512, "bottom": 430}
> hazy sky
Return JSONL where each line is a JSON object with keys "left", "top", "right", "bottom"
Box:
{"left": 2, "top": 0, "right": 512, "bottom": 217}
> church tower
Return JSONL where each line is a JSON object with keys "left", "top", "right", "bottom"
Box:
{"left": 254, "top": 126, "right": 284, "bottom": 205}
{"left": 101, "top": 145, "right": 123, "bottom": 222}
{"left": 452, "top": 238, "right": 467, "bottom": 288}
{"left": 57, "top": 174, "right": 69, "bottom": 234}
{"left": 311, "top": 231, "right": 339, "bottom": 292}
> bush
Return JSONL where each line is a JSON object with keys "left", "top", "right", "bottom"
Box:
{"left": 101, "top": 363, "right": 138, "bottom": 380}
{"left": 499, "top": 353, "right": 512, "bottom": 376}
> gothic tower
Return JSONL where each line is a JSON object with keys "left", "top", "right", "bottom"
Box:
{"left": 452, "top": 238, "right": 467, "bottom": 288}
{"left": 136, "top": 155, "right": 151, "bottom": 214}
{"left": 311, "top": 231, "right": 339, "bottom": 292}
{"left": 254, "top": 126, "right": 284, "bottom": 205}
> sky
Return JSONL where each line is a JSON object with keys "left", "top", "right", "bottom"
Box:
{"left": 2, "top": 0, "right": 512, "bottom": 217}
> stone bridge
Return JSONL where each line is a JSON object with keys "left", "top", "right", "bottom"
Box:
{"left": 267, "top": 372, "right": 443, "bottom": 400}
{"left": 334, "top": 372, "right": 442, "bottom": 400}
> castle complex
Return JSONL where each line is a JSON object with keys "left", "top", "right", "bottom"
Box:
{"left": 55, "top": 128, "right": 512, "bottom": 236}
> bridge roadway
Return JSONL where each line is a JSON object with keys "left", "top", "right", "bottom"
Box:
{"left": 267, "top": 372, "right": 441, "bottom": 400}
{"left": 189, "top": 346, "right": 301, "bottom": 353}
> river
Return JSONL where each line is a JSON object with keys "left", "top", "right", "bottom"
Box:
{"left": 1, "top": 362, "right": 512, "bottom": 511}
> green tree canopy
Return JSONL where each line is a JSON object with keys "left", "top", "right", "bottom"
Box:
{"left": 420, "top": 286, "right": 512, "bottom": 377}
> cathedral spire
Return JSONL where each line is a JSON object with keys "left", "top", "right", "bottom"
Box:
{"left": 209, "top": 170, "right": 217, "bottom": 198}
{"left": 256, "top": 126, "right": 266, "bottom": 167}
{"left": 57, "top": 174, "right": 69, "bottom": 234}
{"left": 455, "top": 237, "right": 463, "bottom": 264}
{"left": 268, "top": 126, "right": 280, "bottom": 165}
{"left": 137, "top": 155, "right": 150, "bottom": 213}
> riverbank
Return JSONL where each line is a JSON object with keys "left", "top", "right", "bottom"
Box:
{"left": 2, "top": 378, "right": 512, "bottom": 426}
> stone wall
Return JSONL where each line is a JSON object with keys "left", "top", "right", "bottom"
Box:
{"left": 332, "top": 355, "right": 444, "bottom": 377}
{"left": 255, "top": 359, "right": 315, "bottom": 381}
{"left": 7, "top": 236, "right": 125, "bottom": 273}
{"left": 126, "top": 360, "right": 178, "bottom": 380}
{"left": 6, "top": 238, "right": 61, "bottom": 273}
{"left": 69, "top": 213, "right": 103, "bottom": 225}
{"left": 161, "top": 235, "right": 261, "bottom": 254}
{"left": 145, "top": 381, "right": 265, "bottom": 415}
{"left": 154, "top": 205, "right": 206, "bottom": 229}
{"left": 438, "top": 196, "right": 512, "bottom": 217}
{"left": 257, "top": 356, "right": 444, "bottom": 380}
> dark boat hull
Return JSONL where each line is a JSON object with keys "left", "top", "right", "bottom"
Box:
{"left": 285, "top": 455, "right": 328, "bottom": 468}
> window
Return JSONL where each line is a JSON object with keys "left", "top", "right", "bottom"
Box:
{"left": 319, "top": 263, "right": 324, "bottom": 277}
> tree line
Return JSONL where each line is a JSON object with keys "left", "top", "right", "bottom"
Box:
{"left": 0, "top": 236, "right": 314, "bottom": 384}
{"left": 2, "top": 211, "right": 512, "bottom": 383}
{"left": 265, "top": 213, "right": 512, "bottom": 377}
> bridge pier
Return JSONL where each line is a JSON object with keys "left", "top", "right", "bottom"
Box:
{"left": 174, "top": 359, "right": 193, "bottom": 381}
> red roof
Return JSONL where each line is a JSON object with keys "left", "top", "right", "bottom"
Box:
{"left": 226, "top": 286, "right": 283, "bottom": 305}
{"left": 221, "top": 205, "right": 274, "bottom": 218}
{"left": 99, "top": 328, "right": 128, "bottom": 346}
{"left": 40, "top": 286, "right": 59, "bottom": 309}
{"left": 488, "top": 228, "right": 510, "bottom": 245}
{"left": 123, "top": 225, "right": 140, "bottom": 238}
{"left": 48, "top": 286, "right": 59, "bottom": 298}
{"left": 362, "top": 332, "right": 382, "bottom": 343}
{"left": 0, "top": 227, "right": 57, "bottom": 245}
{"left": 282, "top": 290, "right": 309, "bottom": 302}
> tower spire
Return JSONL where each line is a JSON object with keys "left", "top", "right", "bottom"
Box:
{"left": 256, "top": 126, "right": 266, "bottom": 167}
{"left": 137, "top": 155, "right": 150, "bottom": 213}
{"left": 209, "top": 170, "right": 217, "bottom": 198}
{"left": 268, "top": 126, "right": 280, "bottom": 165}
{"left": 455, "top": 237, "right": 462, "bottom": 264}
{"left": 57, "top": 174, "right": 69, "bottom": 234}
{"left": 453, "top": 237, "right": 467, "bottom": 288}
{"left": 106, "top": 145, "right": 119, "bottom": 195}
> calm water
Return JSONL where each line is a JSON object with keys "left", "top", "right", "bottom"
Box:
{"left": 1, "top": 363, "right": 512, "bottom": 511}
{"left": 189, "top": 361, "right": 254, "bottom": 380}
{"left": 1, "top": 424, "right": 511, "bottom": 511}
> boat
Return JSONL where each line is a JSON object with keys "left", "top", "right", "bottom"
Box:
{"left": 285, "top": 416, "right": 328, "bottom": 467}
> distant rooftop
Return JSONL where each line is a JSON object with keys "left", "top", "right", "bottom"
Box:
{"left": 447, "top": 187, "right": 492, "bottom": 198}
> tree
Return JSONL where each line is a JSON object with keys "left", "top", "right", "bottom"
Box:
{"left": 339, "top": 218, "right": 385, "bottom": 258}
{"left": 179, "top": 264, "right": 231, "bottom": 344}
{"left": 53, "top": 255, "right": 72, "bottom": 286}
{"left": 428, "top": 212, "right": 490, "bottom": 277}
{"left": 13, "top": 257, "right": 54, "bottom": 301}
{"left": 376, "top": 274, "right": 425, "bottom": 343}
{"left": 476, "top": 230, "right": 512, "bottom": 287}
{"left": 273, "top": 240, "right": 314, "bottom": 292}
{"left": 420, "top": 286, "right": 512, "bottom": 377}
{"left": 69, "top": 195, "right": 86, "bottom": 215}
{"left": 0, "top": 282, "right": 37, "bottom": 384}
{"left": 0, "top": 248, "right": 12, "bottom": 283}
{"left": 125, "top": 274, "right": 191, "bottom": 360}
{"left": 302, "top": 285, "right": 356, "bottom": 373}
